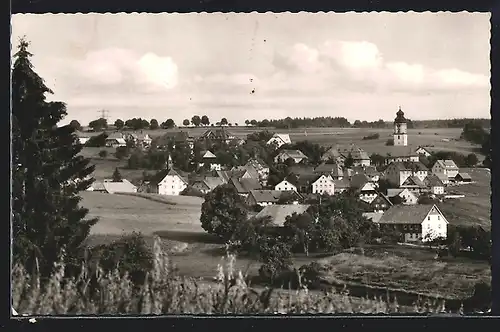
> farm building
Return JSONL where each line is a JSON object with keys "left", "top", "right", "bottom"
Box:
{"left": 229, "top": 177, "right": 262, "bottom": 198}
{"left": 244, "top": 158, "right": 270, "bottom": 183}
{"left": 127, "top": 131, "right": 152, "bottom": 148}
{"left": 255, "top": 204, "right": 311, "bottom": 227}
{"left": 246, "top": 190, "right": 301, "bottom": 207}
{"left": 274, "top": 179, "right": 298, "bottom": 192}
{"left": 287, "top": 173, "right": 319, "bottom": 194}
{"left": 384, "top": 149, "right": 420, "bottom": 164}
{"left": 266, "top": 133, "right": 292, "bottom": 148}
{"left": 102, "top": 179, "right": 137, "bottom": 194}
{"left": 321, "top": 146, "right": 346, "bottom": 166}
{"left": 339, "top": 146, "right": 370, "bottom": 167}
{"left": 362, "top": 212, "right": 384, "bottom": 223}
{"left": 149, "top": 162, "right": 188, "bottom": 196}
{"left": 159, "top": 131, "right": 195, "bottom": 150}
{"left": 415, "top": 146, "right": 432, "bottom": 157}
{"left": 311, "top": 174, "right": 335, "bottom": 195}
{"left": 387, "top": 188, "right": 419, "bottom": 205}
{"left": 424, "top": 174, "right": 445, "bottom": 195}
{"left": 86, "top": 181, "right": 107, "bottom": 192}
{"left": 376, "top": 204, "right": 449, "bottom": 242}
{"left": 333, "top": 178, "right": 350, "bottom": 194}
{"left": 455, "top": 172, "right": 472, "bottom": 183}
{"left": 400, "top": 175, "right": 427, "bottom": 194}
{"left": 231, "top": 165, "right": 260, "bottom": 181}
{"left": 199, "top": 150, "right": 221, "bottom": 171}
{"left": 314, "top": 162, "right": 343, "bottom": 179}
{"left": 105, "top": 132, "right": 127, "bottom": 148}
{"left": 75, "top": 131, "right": 91, "bottom": 145}
{"left": 274, "top": 149, "right": 308, "bottom": 164}
{"left": 191, "top": 176, "right": 225, "bottom": 194}
{"left": 199, "top": 127, "right": 240, "bottom": 144}
{"left": 384, "top": 161, "right": 427, "bottom": 187}
{"left": 369, "top": 193, "right": 393, "bottom": 213}
{"left": 432, "top": 160, "right": 460, "bottom": 179}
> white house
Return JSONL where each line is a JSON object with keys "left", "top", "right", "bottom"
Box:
{"left": 415, "top": 146, "right": 432, "bottom": 157}
{"left": 267, "top": 133, "right": 292, "bottom": 148}
{"left": 275, "top": 179, "right": 297, "bottom": 192}
{"left": 386, "top": 188, "right": 419, "bottom": 205}
{"left": 432, "top": 160, "right": 460, "bottom": 179}
{"left": 105, "top": 132, "right": 127, "bottom": 148}
{"left": 424, "top": 174, "right": 445, "bottom": 195}
{"left": 102, "top": 179, "right": 137, "bottom": 194}
{"left": 357, "top": 182, "right": 379, "bottom": 204}
{"left": 199, "top": 150, "right": 221, "bottom": 171}
{"left": 245, "top": 158, "right": 270, "bottom": 183}
{"left": 274, "top": 150, "right": 308, "bottom": 164}
{"left": 156, "top": 169, "right": 188, "bottom": 195}
{"left": 340, "top": 147, "right": 371, "bottom": 167}
{"left": 376, "top": 204, "right": 448, "bottom": 242}
{"left": 311, "top": 174, "right": 335, "bottom": 195}
{"left": 128, "top": 132, "right": 153, "bottom": 147}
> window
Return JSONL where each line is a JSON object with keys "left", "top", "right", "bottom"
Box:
{"left": 438, "top": 224, "right": 441, "bottom": 229}
{"left": 428, "top": 216, "right": 430, "bottom": 221}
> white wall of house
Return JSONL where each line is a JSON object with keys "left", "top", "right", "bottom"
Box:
{"left": 399, "top": 189, "right": 418, "bottom": 205}
{"left": 275, "top": 180, "right": 297, "bottom": 192}
{"left": 354, "top": 159, "right": 371, "bottom": 167}
{"left": 414, "top": 170, "right": 428, "bottom": 182}
{"left": 385, "top": 165, "right": 412, "bottom": 187}
{"left": 421, "top": 209, "right": 448, "bottom": 241}
{"left": 431, "top": 185, "right": 445, "bottom": 195}
{"left": 415, "top": 148, "right": 431, "bottom": 157}
{"left": 312, "top": 175, "right": 335, "bottom": 195}
{"left": 432, "top": 163, "right": 459, "bottom": 179}
{"left": 267, "top": 136, "right": 286, "bottom": 148}
{"left": 359, "top": 192, "right": 378, "bottom": 204}
{"left": 158, "top": 175, "right": 187, "bottom": 195}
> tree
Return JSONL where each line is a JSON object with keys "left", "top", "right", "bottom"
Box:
{"left": 221, "top": 118, "right": 228, "bottom": 126}
{"left": 200, "top": 184, "right": 248, "bottom": 241}
{"left": 245, "top": 120, "right": 250, "bottom": 126}
{"left": 85, "top": 133, "right": 108, "bottom": 147}
{"left": 250, "top": 119, "right": 258, "bottom": 126}
{"left": 112, "top": 167, "right": 123, "bottom": 182}
{"left": 98, "top": 150, "right": 108, "bottom": 158}
{"left": 283, "top": 212, "right": 315, "bottom": 256}
{"left": 344, "top": 153, "right": 354, "bottom": 168}
{"left": 465, "top": 153, "right": 478, "bottom": 167}
{"left": 201, "top": 115, "right": 210, "bottom": 126}
{"left": 385, "top": 138, "right": 394, "bottom": 146}
{"left": 161, "top": 118, "right": 176, "bottom": 129}
{"left": 370, "top": 153, "right": 386, "bottom": 168}
{"left": 89, "top": 117, "right": 108, "bottom": 131}
{"left": 114, "top": 119, "right": 124, "bottom": 130}
{"left": 150, "top": 119, "right": 159, "bottom": 130}
{"left": 69, "top": 120, "right": 82, "bottom": 131}
{"left": 115, "top": 146, "right": 129, "bottom": 160}
{"left": 12, "top": 39, "right": 97, "bottom": 278}
{"left": 182, "top": 119, "right": 190, "bottom": 126}
{"left": 191, "top": 115, "right": 201, "bottom": 127}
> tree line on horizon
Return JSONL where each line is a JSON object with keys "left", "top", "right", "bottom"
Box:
{"left": 72, "top": 115, "right": 490, "bottom": 132}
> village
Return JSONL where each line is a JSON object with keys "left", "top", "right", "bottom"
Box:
{"left": 82, "top": 107, "right": 477, "bottom": 244}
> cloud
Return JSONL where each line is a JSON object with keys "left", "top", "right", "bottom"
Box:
{"left": 70, "top": 48, "right": 179, "bottom": 91}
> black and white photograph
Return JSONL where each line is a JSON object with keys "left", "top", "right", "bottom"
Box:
{"left": 11, "top": 12, "right": 492, "bottom": 315}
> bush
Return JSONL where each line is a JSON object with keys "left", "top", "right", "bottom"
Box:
{"left": 180, "top": 186, "right": 205, "bottom": 198}
{"left": 362, "top": 133, "right": 380, "bottom": 140}
{"left": 115, "top": 146, "right": 129, "bottom": 160}
{"left": 98, "top": 150, "right": 108, "bottom": 158}
{"left": 85, "top": 133, "right": 108, "bottom": 147}
{"left": 385, "top": 138, "right": 394, "bottom": 146}
{"left": 257, "top": 236, "right": 294, "bottom": 284}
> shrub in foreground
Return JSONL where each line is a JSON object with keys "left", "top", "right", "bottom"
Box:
{"left": 12, "top": 237, "right": 459, "bottom": 315}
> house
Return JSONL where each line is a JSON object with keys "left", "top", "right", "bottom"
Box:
{"left": 311, "top": 174, "right": 335, "bottom": 195}
{"left": 86, "top": 180, "right": 107, "bottom": 192}
{"left": 246, "top": 190, "right": 301, "bottom": 207}
{"left": 384, "top": 161, "right": 427, "bottom": 187}
{"left": 415, "top": 146, "right": 432, "bottom": 157}
{"left": 432, "top": 160, "right": 460, "bottom": 179}
{"left": 350, "top": 174, "right": 378, "bottom": 203}
{"left": 245, "top": 158, "right": 270, "bottom": 183}
{"left": 267, "top": 133, "right": 291, "bottom": 148}
{"left": 105, "top": 132, "right": 127, "bottom": 148}
{"left": 275, "top": 179, "right": 298, "bottom": 192}
{"left": 434, "top": 172, "right": 450, "bottom": 186}
{"left": 384, "top": 147, "right": 420, "bottom": 164}
{"left": 274, "top": 149, "right": 308, "bottom": 164}
{"left": 199, "top": 150, "right": 221, "bottom": 171}
{"left": 386, "top": 188, "right": 419, "bottom": 205}
{"left": 314, "top": 162, "right": 343, "bottom": 179}
{"left": 255, "top": 204, "right": 311, "bottom": 227}
{"left": 369, "top": 193, "right": 393, "bottom": 213}
{"left": 340, "top": 146, "right": 371, "bottom": 167}
{"left": 160, "top": 131, "right": 195, "bottom": 150}
{"left": 199, "top": 127, "right": 239, "bottom": 144}
{"left": 376, "top": 204, "right": 449, "bottom": 242}
{"left": 191, "top": 177, "right": 225, "bottom": 194}
{"left": 231, "top": 165, "right": 260, "bottom": 180}
{"left": 288, "top": 173, "right": 319, "bottom": 194}
{"left": 230, "top": 177, "right": 262, "bottom": 197}
{"left": 400, "top": 175, "right": 427, "bottom": 194}
{"left": 333, "top": 178, "right": 350, "bottom": 194}
{"left": 455, "top": 172, "right": 472, "bottom": 183}
{"left": 127, "top": 131, "right": 152, "bottom": 147}
{"left": 364, "top": 166, "right": 381, "bottom": 182}
{"left": 321, "top": 146, "right": 346, "bottom": 166}
{"left": 424, "top": 174, "right": 445, "bottom": 195}
{"left": 151, "top": 168, "right": 188, "bottom": 196}
{"left": 75, "top": 131, "right": 91, "bottom": 145}
{"left": 362, "top": 212, "right": 384, "bottom": 223}
{"left": 102, "top": 179, "right": 137, "bottom": 194}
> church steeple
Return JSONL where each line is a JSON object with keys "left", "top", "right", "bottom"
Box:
{"left": 166, "top": 154, "right": 173, "bottom": 170}
{"left": 393, "top": 106, "right": 408, "bottom": 146}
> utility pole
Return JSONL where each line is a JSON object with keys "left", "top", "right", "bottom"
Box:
{"left": 97, "top": 109, "right": 110, "bottom": 122}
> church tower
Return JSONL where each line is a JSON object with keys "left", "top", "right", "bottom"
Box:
{"left": 165, "top": 154, "right": 173, "bottom": 170}
{"left": 393, "top": 106, "right": 408, "bottom": 146}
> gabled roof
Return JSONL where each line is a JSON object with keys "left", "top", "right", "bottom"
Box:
{"left": 248, "top": 190, "right": 300, "bottom": 203}
{"left": 277, "top": 149, "right": 308, "bottom": 160}
{"left": 384, "top": 146, "right": 419, "bottom": 158}
{"left": 434, "top": 172, "right": 449, "bottom": 183}
{"left": 106, "top": 137, "right": 127, "bottom": 144}
{"left": 425, "top": 174, "right": 444, "bottom": 187}
{"left": 230, "top": 177, "right": 262, "bottom": 194}
{"left": 151, "top": 168, "right": 187, "bottom": 186}
{"left": 288, "top": 173, "right": 320, "bottom": 187}
{"left": 268, "top": 133, "right": 291, "bottom": 145}
{"left": 106, "top": 131, "right": 126, "bottom": 140}
{"left": 276, "top": 179, "right": 298, "bottom": 188}
{"left": 232, "top": 165, "right": 260, "bottom": 179}
{"left": 255, "top": 204, "right": 311, "bottom": 227}
{"left": 401, "top": 175, "right": 426, "bottom": 188}
{"left": 321, "top": 146, "right": 344, "bottom": 161}
{"left": 245, "top": 158, "right": 269, "bottom": 170}
{"left": 371, "top": 193, "right": 393, "bottom": 207}
{"left": 288, "top": 165, "right": 316, "bottom": 177}
{"left": 312, "top": 174, "right": 334, "bottom": 185}
{"left": 201, "top": 177, "right": 226, "bottom": 191}
{"left": 378, "top": 204, "right": 443, "bottom": 225}
{"left": 456, "top": 172, "right": 472, "bottom": 180}
{"left": 314, "top": 162, "right": 342, "bottom": 175}
{"left": 404, "top": 161, "right": 428, "bottom": 172}
{"left": 102, "top": 179, "right": 137, "bottom": 194}
{"left": 350, "top": 173, "right": 370, "bottom": 189}
{"left": 201, "top": 150, "right": 217, "bottom": 159}
{"left": 201, "top": 127, "right": 236, "bottom": 140}
{"left": 416, "top": 146, "right": 432, "bottom": 154}
{"left": 340, "top": 147, "right": 370, "bottom": 160}
{"left": 434, "top": 159, "right": 459, "bottom": 170}
{"left": 364, "top": 166, "right": 381, "bottom": 177}
{"left": 362, "top": 212, "right": 384, "bottom": 223}
{"left": 333, "top": 178, "right": 350, "bottom": 189}
{"left": 386, "top": 188, "right": 405, "bottom": 198}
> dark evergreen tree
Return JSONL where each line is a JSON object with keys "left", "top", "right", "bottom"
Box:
{"left": 112, "top": 167, "right": 123, "bottom": 182}
{"left": 12, "top": 39, "right": 97, "bottom": 278}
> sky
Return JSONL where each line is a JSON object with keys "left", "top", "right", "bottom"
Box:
{"left": 11, "top": 12, "right": 491, "bottom": 126}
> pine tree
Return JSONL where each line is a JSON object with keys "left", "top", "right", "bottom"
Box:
{"left": 12, "top": 38, "right": 97, "bottom": 278}
{"left": 112, "top": 167, "right": 123, "bottom": 182}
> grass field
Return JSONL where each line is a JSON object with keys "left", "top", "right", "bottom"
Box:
{"left": 438, "top": 167, "right": 491, "bottom": 229}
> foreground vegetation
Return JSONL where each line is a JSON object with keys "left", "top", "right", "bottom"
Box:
{"left": 13, "top": 237, "right": 452, "bottom": 315}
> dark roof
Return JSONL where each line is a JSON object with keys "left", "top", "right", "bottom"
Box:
{"left": 230, "top": 178, "right": 262, "bottom": 193}
{"left": 425, "top": 174, "right": 444, "bottom": 187}
{"left": 232, "top": 165, "right": 260, "bottom": 179}
{"left": 150, "top": 168, "right": 187, "bottom": 186}
{"left": 340, "top": 146, "right": 370, "bottom": 160}
{"left": 387, "top": 161, "right": 427, "bottom": 172}
{"left": 321, "top": 147, "right": 344, "bottom": 161}
{"left": 456, "top": 172, "right": 472, "bottom": 180}
{"left": 401, "top": 175, "right": 426, "bottom": 188}
{"left": 350, "top": 173, "right": 370, "bottom": 189}
{"left": 277, "top": 149, "right": 308, "bottom": 159}
{"left": 201, "top": 127, "right": 236, "bottom": 140}
{"left": 288, "top": 165, "right": 316, "bottom": 177}
{"left": 378, "top": 204, "right": 440, "bottom": 224}
{"left": 370, "top": 193, "right": 393, "bottom": 207}
{"left": 201, "top": 177, "right": 226, "bottom": 190}
{"left": 333, "top": 178, "right": 350, "bottom": 188}
{"left": 288, "top": 173, "right": 320, "bottom": 187}
{"left": 248, "top": 190, "right": 299, "bottom": 203}
{"left": 394, "top": 107, "right": 407, "bottom": 123}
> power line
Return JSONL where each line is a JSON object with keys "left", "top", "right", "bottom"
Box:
{"left": 97, "top": 109, "right": 110, "bottom": 121}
